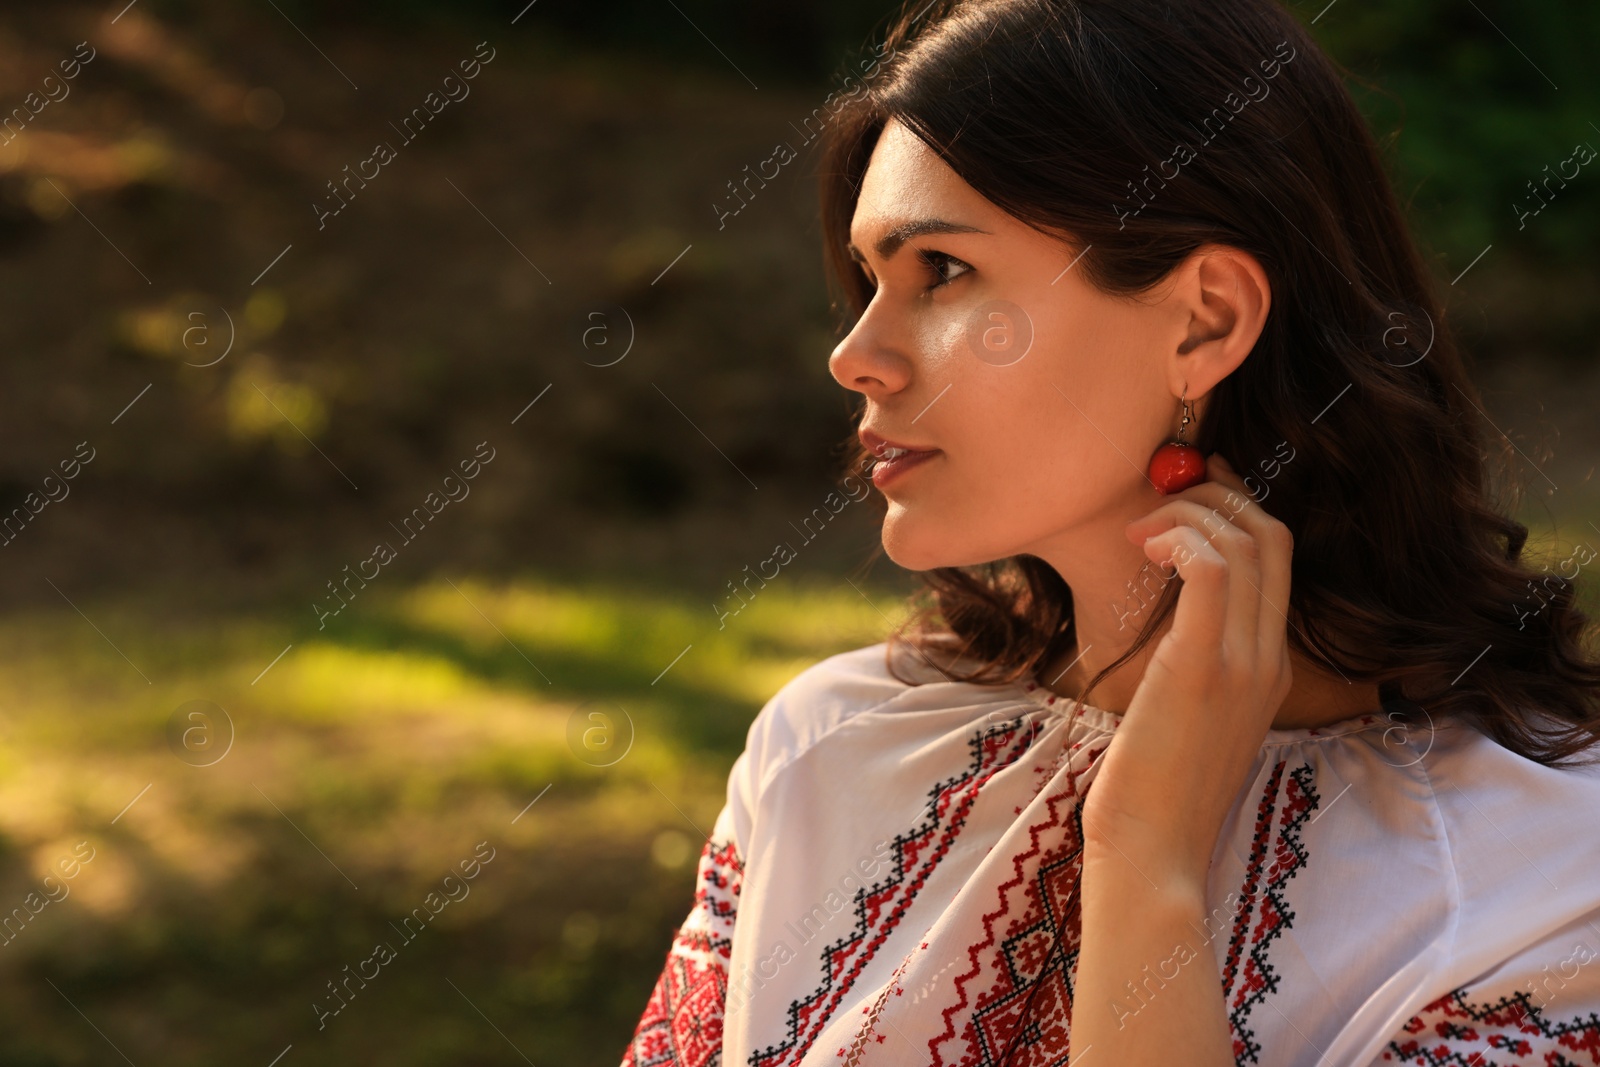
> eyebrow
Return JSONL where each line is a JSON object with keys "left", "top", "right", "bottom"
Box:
{"left": 846, "top": 218, "right": 989, "bottom": 262}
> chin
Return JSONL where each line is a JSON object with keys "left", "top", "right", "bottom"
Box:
{"left": 880, "top": 507, "right": 996, "bottom": 572}
{"left": 880, "top": 507, "right": 943, "bottom": 570}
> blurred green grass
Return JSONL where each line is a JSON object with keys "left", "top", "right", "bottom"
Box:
{"left": 0, "top": 572, "right": 911, "bottom": 1066}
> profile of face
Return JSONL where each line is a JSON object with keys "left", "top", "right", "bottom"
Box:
{"left": 829, "top": 118, "right": 1271, "bottom": 573}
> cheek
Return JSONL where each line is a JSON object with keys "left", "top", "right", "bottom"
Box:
{"left": 951, "top": 316, "right": 1152, "bottom": 510}
{"left": 916, "top": 313, "right": 970, "bottom": 377}
{"left": 1027, "top": 306, "right": 1159, "bottom": 442}
{"left": 876, "top": 295, "right": 1164, "bottom": 564}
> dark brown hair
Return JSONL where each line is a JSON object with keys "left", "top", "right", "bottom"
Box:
{"left": 818, "top": 0, "right": 1600, "bottom": 765}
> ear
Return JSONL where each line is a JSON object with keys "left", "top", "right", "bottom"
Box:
{"left": 1163, "top": 243, "right": 1271, "bottom": 406}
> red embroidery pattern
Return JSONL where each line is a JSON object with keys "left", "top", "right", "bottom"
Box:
{"left": 1223, "top": 762, "right": 1319, "bottom": 1065}
{"left": 1379, "top": 988, "right": 1600, "bottom": 1065}
{"left": 621, "top": 836, "right": 744, "bottom": 1067}
{"left": 834, "top": 947, "right": 916, "bottom": 1063}
{"left": 920, "top": 757, "right": 1318, "bottom": 1067}
{"left": 927, "top": 744, "right": 1104, "bottom": 1067}
{"left": 748, "top": 714, "right": 1049, "bottom": 1067}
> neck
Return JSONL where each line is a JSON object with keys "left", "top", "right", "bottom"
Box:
{"left": 1028, "top": 515, "right": 1383, "bottom": 731}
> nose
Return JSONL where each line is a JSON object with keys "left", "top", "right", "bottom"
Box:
{"left": 828, "top": 299, "right": 913, "bottom": 398}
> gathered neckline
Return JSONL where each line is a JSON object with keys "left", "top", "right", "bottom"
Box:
{"left": 1009, "top": 677, "right": 1399, "bottom": 747}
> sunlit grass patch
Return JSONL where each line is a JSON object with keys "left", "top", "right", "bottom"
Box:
{"left": 392, "top": 573, "right": 907, "bottom": 702}
{"left": 267, "top": 641, "right": 524, "bottom": 722}
{"left": 0, "top": 571, "right": 909, "bottom": 1064}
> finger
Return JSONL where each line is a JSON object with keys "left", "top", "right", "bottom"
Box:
{"left": 1126, "top": 497, "right": 1261, "bottom": 659}
{"left": 1180, "top": 454, "right": 1293, "bottom": 661}
{"left": 1139, "top": 524, "right": 1227, "bottom": 666}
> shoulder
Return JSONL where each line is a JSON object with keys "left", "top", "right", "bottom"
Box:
{"left": 718, "top": 637, "right": 1001, "bottom": 854}
{"left": 741, "top": 641, "right": 931, "bottom": 795}
{"left": 1413, "top": 712, "right": 1600, "bottom": 977}
{"left": 1419, "top": 710, "right": 1600, "bottom": 808}
{"left": 1416, "top": 711, "right": 1600, "bottom": 856}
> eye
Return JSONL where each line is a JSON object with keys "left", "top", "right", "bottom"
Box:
{"left": 916, "top": 248, "right": 972, "bottom": 290}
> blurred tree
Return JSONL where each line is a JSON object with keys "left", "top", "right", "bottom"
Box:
{"left": 248, "top": 0, "right": 1600, "bottom": 264}
{"left": 1312, "top": 0, "right": 1599, "bottom": 263}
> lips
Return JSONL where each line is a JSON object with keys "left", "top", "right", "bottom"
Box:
{"left": 859, "top": 428, "right": 938, "bottom": 461}
{"left": 859, "top": 427, "right": 940, "bottom": 489}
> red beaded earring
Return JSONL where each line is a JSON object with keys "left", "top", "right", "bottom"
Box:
{"left": 1147, "top": 385, "right": 1206, "bottom": 495}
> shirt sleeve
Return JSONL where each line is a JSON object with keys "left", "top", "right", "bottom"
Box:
{"left": 1364, "top": 918, "right": 1600, "bottom": 1066}
{"left": 615, "top": 644, "right": 895, "bottom": 1065}
{"left": 618, "top": 753, "right": 752, "bottom": 1067}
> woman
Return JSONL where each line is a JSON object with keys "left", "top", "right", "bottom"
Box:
{"left": 621, "top": 0, "right": 1600, "bottom": 1063}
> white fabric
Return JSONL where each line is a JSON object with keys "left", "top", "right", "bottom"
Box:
{"left": 620, "top": 640, "right": 1600, "bottom": 1067}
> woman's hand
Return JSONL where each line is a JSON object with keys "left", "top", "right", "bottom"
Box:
{"left": 1067, "top": 452, "right": 1295, "bottom": 1066}
{"left": 1080, "top": 451, "right": 1296, "bottom": 890}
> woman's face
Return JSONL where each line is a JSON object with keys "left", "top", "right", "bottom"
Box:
{"left": 830, "top": 118, "right": 1196, "bottom": 571}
